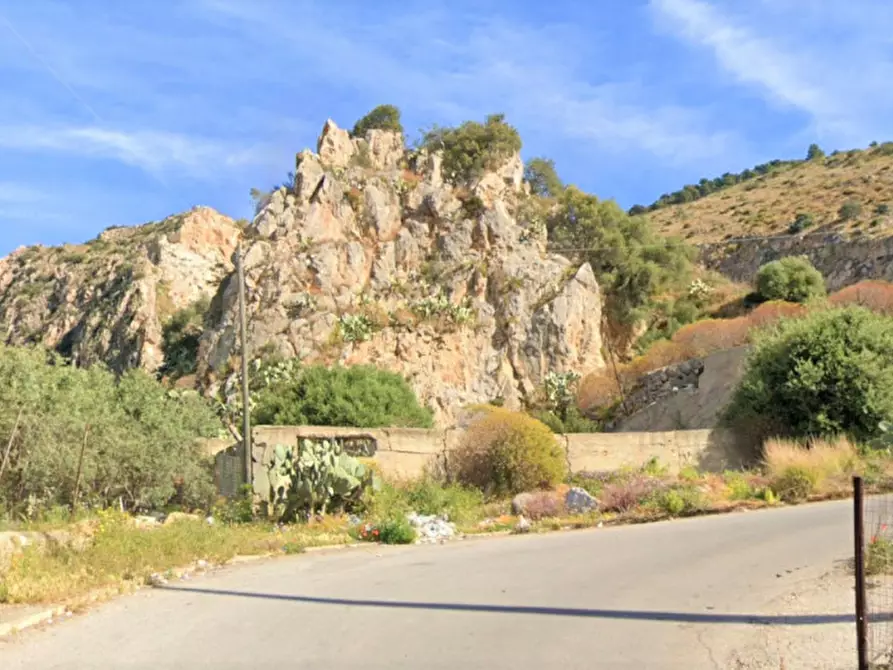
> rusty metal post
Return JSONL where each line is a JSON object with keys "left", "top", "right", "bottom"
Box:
{"left": 854, "top": 475, "right": 868, "bottom": 670}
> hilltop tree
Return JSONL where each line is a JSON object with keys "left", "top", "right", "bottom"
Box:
{"left": 524, "top": 157, "right": 564, "bottom": 198}
{"left": 420, "top": 113, "right": 522, "bottom": 183}
{"left": 806, "top": 143, "right": 825, "bottom": 161}
{"left": 351, "top": 104, "right": 404, "bottom": 138}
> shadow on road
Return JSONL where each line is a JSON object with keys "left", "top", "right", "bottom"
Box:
{"left": 162, "top": 585, "right": 886, "bottom": 626}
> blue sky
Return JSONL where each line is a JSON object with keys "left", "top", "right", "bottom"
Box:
{"left": 2, "top": 0, "right": 893, "bottom": 256}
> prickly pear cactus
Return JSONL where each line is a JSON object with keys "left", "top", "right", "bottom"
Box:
{"left": 266, "top": 438, "right": 374, "bottom": 521}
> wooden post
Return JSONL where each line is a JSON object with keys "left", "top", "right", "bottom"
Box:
{"left": 854, "top": 475, "right": 868, "bottom": 670}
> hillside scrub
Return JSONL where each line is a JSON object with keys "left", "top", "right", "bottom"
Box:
{"left": 755, "top": 256, "right": 826, "bottom": 303}
{"left": 251, "top": 363, "right": 434, "bottom": 429}
{"left": 547, "top": 186, "right": 695, "bottom": 327}
{"left": 726, "top": 306, "right": 893, "bottom": 443}
{"left": 0, "top": 345, "right": 222, "bottom": 517}
{"left": 420, "top": 113, "right": 522, "bottom": 183}
{"left": 450, "top": 407, "right": 567, "bottom": 496}
{"left": 829, "top": 280, "right": 893, "bottom": 315}
{"left": 351, "top": 104, "right": 404, "bottom": 138}
{"left": 577, "top": 300, "right": 806, "bottom": 415}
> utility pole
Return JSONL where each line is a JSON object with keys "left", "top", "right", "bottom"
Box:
{"left": 236, "top": 243, "right": 253, "bottom": 490}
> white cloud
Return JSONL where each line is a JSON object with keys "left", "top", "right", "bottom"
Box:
{"left": 196, "top": 0, "right": 739, "bottom": 165}
{"left": 649, "top": 0, "right": 893, "bottom": 144}
{"left": 0, "top": 126, "right": 265, "bottom": 179}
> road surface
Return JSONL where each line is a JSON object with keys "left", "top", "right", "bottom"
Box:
{"left": 0, "top": 500, "right": 865, "bottom": 669}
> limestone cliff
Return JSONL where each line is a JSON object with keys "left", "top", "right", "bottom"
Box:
{"left": 0, "top": 207, "right": 240, "bottom": 372}
{"left": 0, "top": 120, "right": 606, "bottom": 426}
{"left": 199, "top": 120, "right": 605, "bottom": 425}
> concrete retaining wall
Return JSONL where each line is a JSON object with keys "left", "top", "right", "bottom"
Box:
{"left": 212, "top": 425, "right": 749, "bottom": 500}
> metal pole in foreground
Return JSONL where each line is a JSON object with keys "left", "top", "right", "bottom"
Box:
{"left": 237, "top": 243, "right": 252, "bottom": 490}
{"left": 854, "top": 475, "right": 868, "bottom": 670}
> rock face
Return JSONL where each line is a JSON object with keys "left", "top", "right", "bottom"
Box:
{"left": 0, "top": 207, "right": 240, "bottom": 372}
{"left": 701, "top": 232, "right": 893, "bottom": 291}
{"left": 199, "top": 120, "right": 605, "bottom": 425}
{"left": 0, "top": 120, "right": 605, "bottom": 427}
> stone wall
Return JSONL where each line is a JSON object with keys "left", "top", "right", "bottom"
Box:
{"left": 700, "top": 232, "right": 893, "bottom": 291}
{"left": 213, "top": 424, "right": 749, "bottom": 500}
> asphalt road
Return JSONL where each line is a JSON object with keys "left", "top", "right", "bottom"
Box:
{"left": 0, "top": 500, "right": 862, "bottom": 669}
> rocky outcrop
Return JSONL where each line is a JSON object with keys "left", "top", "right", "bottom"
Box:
{"left": 0, "top": 120, "right": 605, "bottom": 427}
{"left": 0, "top": 207, "right": 241, "bottom": 371}
{"left": 701, "top": 232, "right": 893, "bottom": 291}
{"left": 199, "top": 120, "right": 605, "bottom": 425}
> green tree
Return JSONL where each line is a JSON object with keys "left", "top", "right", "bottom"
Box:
{"left": 252, "top": 364, "right": 434, "bottom": 429}
{"left": 755, "top": 256, "right": 826, "bottom": 303}
{"left": 0, "top": 345, "right": 221, "bottom": 515}
{"left": 351, "top": 104, "right": 404, "bottom": 138}
{"left": 524, "top": 157, "right": 563, "bottom": 198}
{"left": 806, "top": 143, "right": 826, "bottom": 161}
{"left": 726, "top": 306, "right": 893, "bottom": 442}
{"left": 547, "top": 186, "right": 695, "bottom": 326}
{"left": 421, "top": 113, "right": 522, "bottom": 183}
{"left": 839, "top": 199, "right": 862, "bottom": 221}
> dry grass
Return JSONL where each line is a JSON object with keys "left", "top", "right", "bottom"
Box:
{"left": 648, "top": 146, "right": 893, "bottom": 243}
{"left": 763, "top": 436, "right": 859, "bottom": 480}
{"left": 0, "top": 512, "right": 352, "bottom": 605}
{"left": 829, "top": 280, "right": 893, "bottom": 315}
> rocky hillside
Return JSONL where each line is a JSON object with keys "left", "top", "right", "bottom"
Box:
{"left": 0, "top": 208, "right": 241, "bottom": 372}
{"left": 0, "top": 120, "right": 605, "bottom": 427}
{"left": 647, "top": 144, "right": 893, "bottom": 243}
{"left": 199, "top": 120, "right": 604, "bottom": 425}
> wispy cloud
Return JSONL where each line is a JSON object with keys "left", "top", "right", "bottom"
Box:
{"left": 0, "top": 125, "right": 266, "bottom": 179}
{"left": 649, "top": 0, "right": 893, "bottom": 143}
{"left": 197, "top": 0, "right": 739, "bottom": 165}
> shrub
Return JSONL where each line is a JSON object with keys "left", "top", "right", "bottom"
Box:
{"left": 746, "top": 300, "right": 807, "bottom": 329}
{"left": 839, "top": 199, "right": 862, "bottom": 221}
{"left": 421, "top": 113, "right": 522, "bottom": 183}
{"left": 829, "top": 280, "right": 893, "bottom": 315}
{"left": 876, "top": 203, "right": 890, "bottom": 216}
{"left": 755, "top": 256, "right": 826, "bottom": 303}
{"left": 723, "top": 472, "right": 755, "bottom": 500}
{"left": 356, "top": 516, "right": 416, "bottom": 544}
{"left": 159, "top": 298, "right": 209, "bottom": 378}
{"left": 770, "top": 467, "right": 817, "bottom": 503}
{"left": 599, "top": 476, "right": 662, "bottom": 513}
{"left": 549, "top": 187, "right": 695, "bottom": 327}
{"left": 252, "top": 364, "right": 434, "bottom": 429}
{"left": 0, "top": 345, "right": 221, "bottom": 515}
{"left": 806, "top": 143, "right": 825, "bottom": 161}
{"left": 726, "top": 307, "right": 893, "bottom": 442}
{"left": 351, "top": 104, "right": 403, "bottom": 138}
{"left": 787, "top": 212, "right": 814, "bottom": 234}
{"left": 403, "top": 479, "right": 484, "bottom": 524}
{"left": 451, "top": 407, "right": 567, "bottom": 496}
{"left": 656, "top": 486, "right": 707, "bottom": 516}
{"left": 670, "top": 317, "right": 749, "bottom": 357}
{"left": 577, "top": 372, "right": 622, "bottom": 414}
{"left": 524, "top": 157, "right": 563, "bottom": 197}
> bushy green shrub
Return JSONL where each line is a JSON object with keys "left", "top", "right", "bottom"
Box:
{"left": 0, "top": 345, "right": 221, "bottom": 515}
{"left": 159, "top": 298, "right": 209, "bottom": 378}
{"left": 252, "top": 364, "right": 434, "bottom": 429}
{"left": 839, "top": 199, "right": 862, "bottom": 221}
{"left": 787, "top": 212, "right": 814, "bottom": 235}
{"left": 755, "top": 256, "right": 826, "bottom": 303}
{"left": 548, "top": 186, "right": 695, "bottom": 326}
{"left": 451, "top": 407, "right": 567, "bottom": 496}
{"left": 421, "top": 113, "right": 522, "bottom": 183}
{"left": 351, "top": 104, "right": 404, "bottom": 138}
{"left": 725, "top": 306, "right": 893, "bottom": 443}
{"left": 770, "top": 466, "right": 817, "bottom": 503}
{"left": 524, "top": 157, "right": 563, "bottom": 197}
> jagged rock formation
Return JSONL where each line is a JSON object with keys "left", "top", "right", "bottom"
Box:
{"left": 0, "top": 208, "right": 241, "bottom": 371}
{"left": 198, "top": 120, "right": 605, "bottom": 425}
{"left": 0, "top": 120, "right": 605, "bottom": 426}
